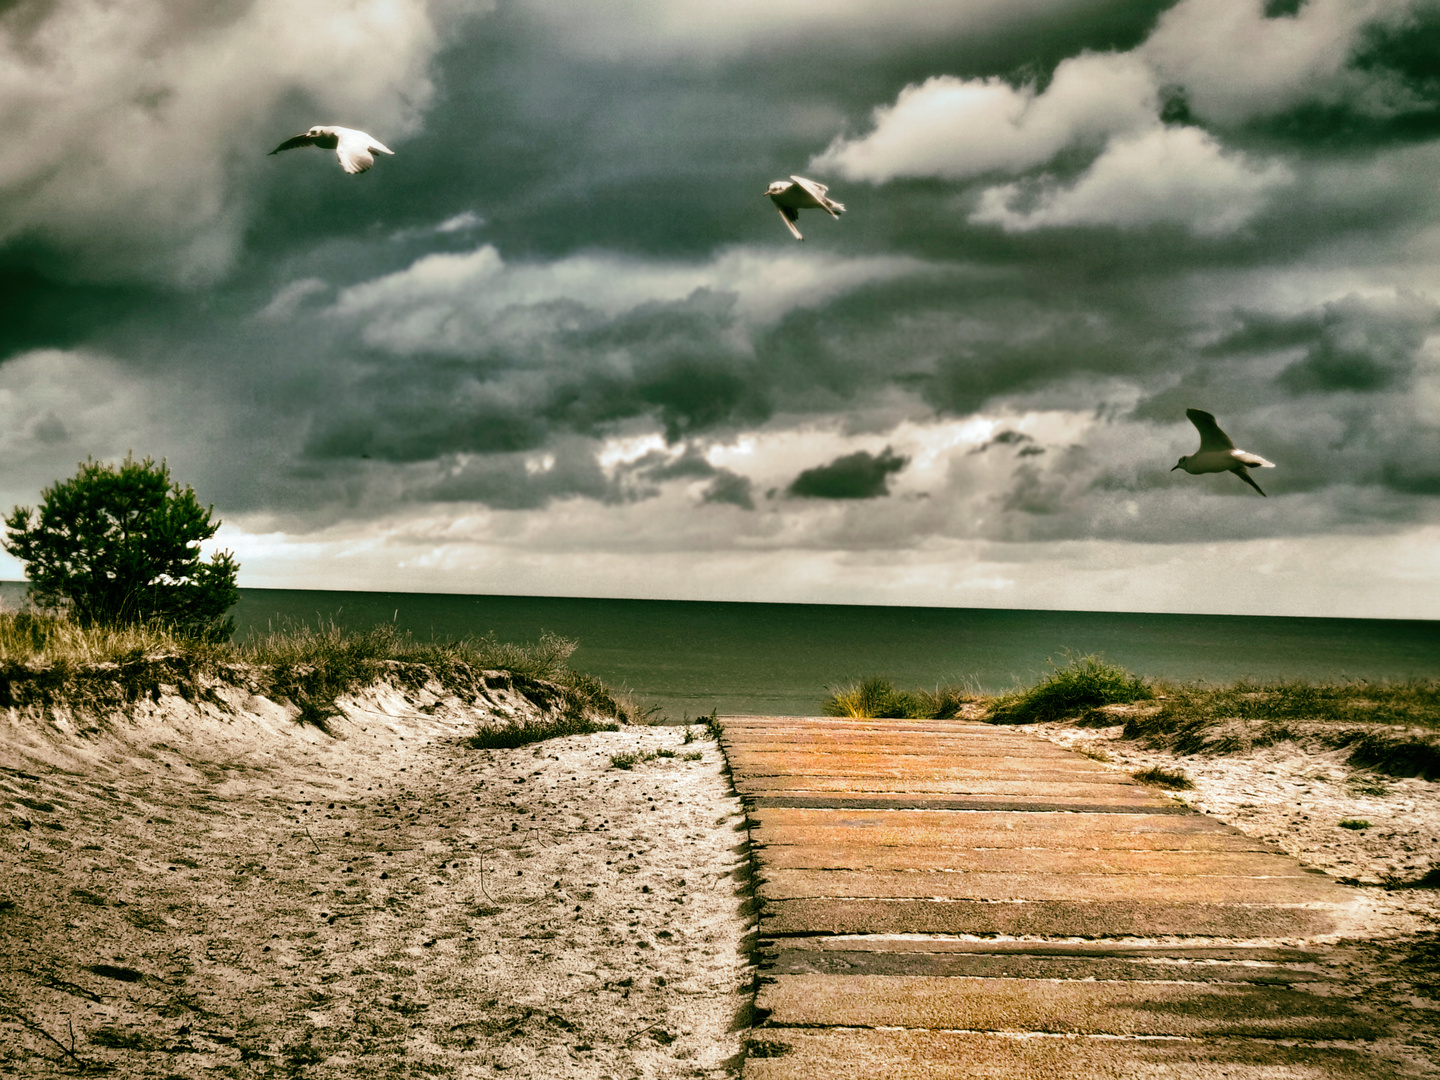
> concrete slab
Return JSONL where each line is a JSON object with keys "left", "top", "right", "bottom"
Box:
{"left": 736, "top": 766, "right": 1139, "bottom": 785}
{"left": 760, "top": 897, "right": 1349, "bottom": 937}
{"left": 732, "top": 775, "right": 1143, "bottom": 794}
{"left": 757, "top": 868, "right": 1354, "bottom": 904}
{"left": 760, "top": 947, "right": 1330, "bottom": 983}
{"left": 741, "top": 1029, "right": 1407, "bottom": 1080}
{"left": 745, "top": 794, "right": 1185, "bottom": 812}
{"left": 755, "top": 806, "right": 1243, "bottom": 834}
{"left": 775, "top": 939, "right": 1324, "bottom": 963}
{"left": 726, "top": 751, "right": 1113, "bottom": 776}
{"left": 751, "top": 821, "right": 1275, "bottom": 851}
{"left": 725, "top": 737, "right": 1042, "bottom": 754}
{"left": 753, "top": 843, "right": 1320, "bottom": 876}
{"left": 755, "top": 974, "right": 1384, "bottom": 1039}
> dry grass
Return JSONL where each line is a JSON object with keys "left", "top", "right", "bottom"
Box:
{"left": 0, "top": 609, "right": 635, "bottom": 741}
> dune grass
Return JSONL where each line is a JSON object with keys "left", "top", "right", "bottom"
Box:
{"left": 822, "top": 677, "right": 978, "bottom": 720}
{"left": 1120, "top": 679, "right": 1440, "bottom": 780}
{"left": 0, "top": 609, "right": 633, "bottom": 739}
{"left": 986, "top": 653, "right": 1152, "bottom": 725}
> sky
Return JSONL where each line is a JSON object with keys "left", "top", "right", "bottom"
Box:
{"left": 2, "top": 0, "right": 1439, "bottom": 619}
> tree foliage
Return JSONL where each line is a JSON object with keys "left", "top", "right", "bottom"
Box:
{"left": 3, "top": 455, "right": 240, "bottom": 641}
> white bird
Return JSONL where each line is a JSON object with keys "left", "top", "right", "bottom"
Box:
{"left": 269, "top": 126, "right": 394, "bottom": 174}
{"left": 1172, "top": 408, "right": 1276, "bottom": 496}
{"left": 764, "top": 175, "right": 845, "bottom": 240}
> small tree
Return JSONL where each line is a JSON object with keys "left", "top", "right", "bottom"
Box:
{"left": 3, "top": 455, "right": 240, "bottom": 641}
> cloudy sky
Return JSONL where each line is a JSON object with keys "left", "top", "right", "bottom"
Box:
{"left": 2, "top": 0, "right": 1439, "bottom": 619}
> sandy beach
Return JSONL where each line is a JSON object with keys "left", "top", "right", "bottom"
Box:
{"left": 0, "top": 679, "right": 753, "bottom": 1078}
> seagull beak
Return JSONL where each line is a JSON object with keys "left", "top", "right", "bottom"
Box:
{"left": 1170, "top": 464, "right": 1181, "bottom": 471}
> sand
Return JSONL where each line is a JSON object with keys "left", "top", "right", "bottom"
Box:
{"left": 0, "top": 678, "right": 754, "bottom": 1078}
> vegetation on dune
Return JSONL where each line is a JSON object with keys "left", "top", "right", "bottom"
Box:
{"left": 822, "top": 677, "right": 977, "bottom": 720}
{"left": 1120, "top": 679, "right": 1440, "bottom": 780}
{"left": 0, "top": 609, "right": 633, "bottom": 742}
{"left": 985, "top": 653, "right": 1152, "bottom": 725}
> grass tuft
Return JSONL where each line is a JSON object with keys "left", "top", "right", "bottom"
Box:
{"left": 468, "top": 715, "right": 618, "bottom": 750}
{"left": 986, "top": 653, "right": 1152, "bottom": 726}
{"left": 822, "top": 678, "right": 979, "bottom": 720}
{"left": 1339, "top": 819, "right": 1371, "bottom": 831}
{"left": 1131, "top": 765, "right": 1193, "bottom": 790}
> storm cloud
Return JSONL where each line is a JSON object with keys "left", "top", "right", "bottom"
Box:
{"left": 0, "top": 0, "right": 1438, "bottom": 615}
{"left": 788, "top": 447, "right": 909, "bottom": 500}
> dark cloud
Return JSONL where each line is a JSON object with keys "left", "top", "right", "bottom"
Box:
{"left": 701, "top": 470, "right": 755, "bottom": 509}
{"left": 971, "top": 430, "right": 1035, "bottom": 454}
{"left": 788, "top": 447, "right": 908, "bottom": 500}
{"left": 1276, "top": 293, "right": 1436, "bottom": 395}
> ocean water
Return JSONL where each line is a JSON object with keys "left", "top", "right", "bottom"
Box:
{"left": 5, "top": 582, "right": 1435, "bottom": 719}
{"left": 230, "top": 590, "right": 1438, "bottom": 719}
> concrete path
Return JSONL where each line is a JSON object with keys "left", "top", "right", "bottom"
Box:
{"left": 720, "top": 715, "right": 1406, "bottom": 1079}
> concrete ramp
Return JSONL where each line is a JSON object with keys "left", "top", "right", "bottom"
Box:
{"left": 721, "top": 716, "right": 1404, "bottom": 1079}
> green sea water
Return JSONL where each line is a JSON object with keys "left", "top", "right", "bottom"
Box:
{"left": 228, "top": 589, "right": 1438, "bottom": 720}
{"left": 4, "top": 582, "right": 1434, "bottom": 719}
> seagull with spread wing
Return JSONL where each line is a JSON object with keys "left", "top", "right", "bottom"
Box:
{"left": 764, "top": 175, "right": 845, "bottom": 240}
{"left": 269, "top": 126, "right": 394, "bottom": 174}
{"left": 1172, "top": 408, "right": 1276, "bottom": 496}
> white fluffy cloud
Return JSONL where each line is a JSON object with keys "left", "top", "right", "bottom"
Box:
{"left": 812, "top": 52, "right": 1158, "bottom": 183}
{"left": 971, "top": 125, "right": 1292, "bottom": 236}
{"left": 1142, "top": 0, "right": 1419, "bottom": 126}
{"left": 0, "top": 0, "right": 475, "bottom": 284}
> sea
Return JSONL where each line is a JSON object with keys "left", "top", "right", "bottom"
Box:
{"left": 4, "top": 582, "right": 1436, "bottom": 719}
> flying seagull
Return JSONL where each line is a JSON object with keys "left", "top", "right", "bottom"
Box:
{"left": 1172, "top": 408, "right": 1276, "bottom": 496}
{"left": 269, "top": 126, "right": 394, "bottom": 174}
{"left": 764, "top": 175, "right": 845, "bottom": 240}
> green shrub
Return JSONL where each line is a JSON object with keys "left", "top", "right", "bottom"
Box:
{"left": 4, "top": 455, "right": 238, "bottom": 641}
{"left": 1339, "top": 819, "right": 1371, "bottom": 831}
{"left": 987, "top": 654, "right": 1152, "bottom": 725}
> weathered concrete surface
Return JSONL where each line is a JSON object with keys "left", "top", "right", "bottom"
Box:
{"left": 720, "top": 715, "right": 1399, "bottom": 1079}
{"left": 742, "top": 1029, "right": 1412, "bottom": 1080}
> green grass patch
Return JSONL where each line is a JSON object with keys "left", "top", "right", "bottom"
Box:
{"left": 822, "top": 678, "right": 977, "bottom": 720}
{"left": 681, "top": 750, "right": 702, "bottom": 761}
{"left": 986, "top": 654, "right": 1152, "bottom": 725}
{"left": 1131, "top": 766, "right": 1193, "bottom": 790}
{"left": 1339, "top": 819, "right": 1371, "bottom": 830}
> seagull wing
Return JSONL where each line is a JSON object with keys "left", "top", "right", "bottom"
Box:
{"left": 1231, "top": 466, "right": 1267, "bottom": 496}
{"left": 331, "top": 128, "right": 392, "bottom": 173}
{"left": 1186, "top": 408, "right": 1235, "bottom": 452}
{"left": 1234, "top": 451, "right": 1275, "bottom": 469}
{"left": 776, "top": 205, "right": 803, "bottom": 240}
{"left": 790, "top": 175, "right": 843, "bottom": 218}
{"left": 269, "top": 133, "right": 320, "bottom": 155}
